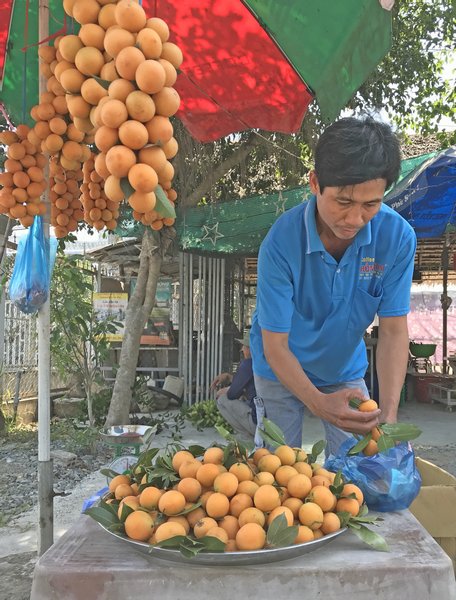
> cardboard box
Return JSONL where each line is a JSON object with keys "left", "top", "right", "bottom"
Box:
{"left": 410, "top": 457, "right": 456, "bottom": 573}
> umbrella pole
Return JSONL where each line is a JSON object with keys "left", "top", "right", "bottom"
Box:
{"left": 441, "top": 235, "right": 450, "bottom": 375}
{"left": 37, "top": 0, "right": 53, "bottom": 555}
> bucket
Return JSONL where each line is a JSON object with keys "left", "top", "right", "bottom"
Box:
{"left": 163, "top": 375, "right": 184, "bottom": 400}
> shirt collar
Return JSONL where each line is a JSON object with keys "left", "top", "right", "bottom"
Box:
{"left": 304, "top": 195, "right": 373, "bottom": 254}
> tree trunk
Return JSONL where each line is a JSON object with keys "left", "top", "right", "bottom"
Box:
{"left": 105, "top": 227, "right": 173, "bottom": 426}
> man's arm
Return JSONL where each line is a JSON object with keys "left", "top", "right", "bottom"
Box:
{"left": 226, "top": 360, "right": 252, "bottom": 400}
{"left": 262, "top": 329, "right": 381, "bottom": 434}
{"left": 376, "top": 315, "right": 409, "bottom": 423}
{"left": 210, "top": 372, "right": 232, "bottom": 390}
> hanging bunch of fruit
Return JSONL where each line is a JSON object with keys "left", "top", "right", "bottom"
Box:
{"left": 0, "top": 126, "right": 47, "bottom": 227}
{"left": 30, "top": 43, "right": 94, "bottom": 237}
{"left": 81, "top": 152, "right": 120, "bottom": 230}
{"left": 49, "top": 157, "right": 85, "bottom": 238}
{"left": 58, "top": 0, "right": 181, "bottom": 232}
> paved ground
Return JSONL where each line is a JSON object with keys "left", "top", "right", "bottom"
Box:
{"left": 1, "top": 399, "right": 455, "bottom": 600}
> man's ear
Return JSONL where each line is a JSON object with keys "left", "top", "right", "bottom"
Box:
{"left": 309, "top": 171, "right": 320, "bottom": 195}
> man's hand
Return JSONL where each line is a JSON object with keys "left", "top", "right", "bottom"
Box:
{"left": 216, "top": 386, "right": 229, "bottom": 399}
{"left": 308, "top": 388, "right": 382, "bottom": 435}
{"left": 210, "top": 372, "right": 232, "bottom": 390}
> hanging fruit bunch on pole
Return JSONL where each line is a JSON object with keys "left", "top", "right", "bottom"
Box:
{"left": 0, "top": 125, "right": 48, "bottom": 227}
{"left": 60, "top": 0, "right": 181, "bottom": 232}
{"left": 29, "top": 43, "right": 91, "bottom": 237}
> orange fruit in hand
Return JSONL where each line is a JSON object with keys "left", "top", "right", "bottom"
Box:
{"left": 358, "top": 399, "right": 378, "bottom": 412}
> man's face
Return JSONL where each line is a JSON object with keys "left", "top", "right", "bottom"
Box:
{"left": 309, "top": 171, "right": 386, "bottom": 241}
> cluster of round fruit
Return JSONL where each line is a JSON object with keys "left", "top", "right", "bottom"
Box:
{"left": 81, "top": 153, "right": 120, "bottom": 231}
{"left": 31, "top": 44, "right": 93, "bottom": 171}
{"left": 60, "top": 0, "right": 180, "bottom": 230}
{"left": 0, "top": 126, "right": 47, "bottom": 227}
{"left": 107, "top": 444, "right": 364, "bottom": 552}
{"left": 352, "top": 398, "right": 382, "bottom": 456}
{"left": 49, "top": 158, "right": 85, "bottom": 238}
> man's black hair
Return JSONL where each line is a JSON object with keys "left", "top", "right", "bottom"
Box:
{"left": 314, "top": 116, "right": 401, "bottom": 192}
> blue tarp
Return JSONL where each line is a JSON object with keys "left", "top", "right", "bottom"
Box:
{"left": 385, "top": 147, "right": 456, "bottom": 239}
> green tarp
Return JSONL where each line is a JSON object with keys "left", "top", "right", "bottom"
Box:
{"left": 0, "top": 0, "right": 72, "bottom": 127}
{"left": 175, "top": 152, "right": 438, "bottom": 256}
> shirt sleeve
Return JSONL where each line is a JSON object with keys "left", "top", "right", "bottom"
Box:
{"left": 256, "top": 232, "right": 295, "bottom": 333}
{"left": 227, "top": 360, "right": 253, "bottom": 400}
{"left": 378, "top": 225, "right": 417, "bottom": 317}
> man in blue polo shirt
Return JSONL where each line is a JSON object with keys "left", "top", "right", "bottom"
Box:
{"left": 250, "top": 116, "right": 416, "bottom": 455}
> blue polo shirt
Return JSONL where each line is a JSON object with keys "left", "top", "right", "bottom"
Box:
{"left": 250, "top": 197, "right": 416, "bottom": 387}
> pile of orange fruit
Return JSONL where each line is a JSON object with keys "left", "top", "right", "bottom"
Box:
{"left": 106, "top": 444, "right": 364, "bottom": 552}
{"left": 0, "top": 126, "right": 47, "bottom": 227}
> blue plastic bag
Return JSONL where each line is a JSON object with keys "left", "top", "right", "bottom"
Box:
{"left": 9, "top": 216, "right": 58, "bottom": 314}
{"left": 325, "top": 438, "right": 422, "bottom": 512}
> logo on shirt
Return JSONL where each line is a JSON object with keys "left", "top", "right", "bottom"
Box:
{"left": 360, "top": 257, "right": 385, "bottom": 279}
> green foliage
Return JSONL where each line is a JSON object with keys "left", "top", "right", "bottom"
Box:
{"left": 49, "top": 253, "right": 121, "bottom": 425}
{"left": 50, "top": 419, "right": 100, "bottom": 454}
{"left": 183, "top": 399, "right": 234, "bottom": 432}
{"left": 355, "top": 0, "right": 456, "bottom": 143}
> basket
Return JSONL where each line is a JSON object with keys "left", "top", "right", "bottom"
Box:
{"left": 409, "top": 342, "right": 437, "bottom": 358}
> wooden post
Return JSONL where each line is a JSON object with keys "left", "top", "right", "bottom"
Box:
{"left": 37, "top": 0, "right": 53, "bottom": 555}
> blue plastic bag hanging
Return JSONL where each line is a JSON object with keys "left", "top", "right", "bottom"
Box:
{"left": 325, "top": 438, "right": 422, "bottom": 512}
{"left": 9, "top": 216, "right": 58, "bottom": 314}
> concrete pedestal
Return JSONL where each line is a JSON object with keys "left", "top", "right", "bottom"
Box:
{"left": 31, "top": 512, "right": 456, "bottom": 600}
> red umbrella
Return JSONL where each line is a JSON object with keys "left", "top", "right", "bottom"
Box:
{"left": 0, "top": 0, "right": 393, "bottom": 142}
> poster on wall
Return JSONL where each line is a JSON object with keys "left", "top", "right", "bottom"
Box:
{"left": 134, "top": 277, "right": 174, "bottom": 345}
{"left": 93, "top": 293, "right": 128, "bottom": 341}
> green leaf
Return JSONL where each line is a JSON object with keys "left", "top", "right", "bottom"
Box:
{"left": 118, "top": 503, "right": 135, "bottom": 522}
{"left": 266, "top": 513, "right": 298, "bottom": 548}
{"left": 92, "top": 75, "right": 111, "bottom": 90}
{"left": 120, "top": 177, "right": 134, "bottom": 201}
{"left": 257, "top": 418, "right": 286, "bottom": 448}
{"left": 84, "top": 505, "right": 120, "bottom": 528}
{"left": 187, "top": 445, "right": 206, "bottom": 457}
{"left": 155, "top": 535, "right": 187, "bottom": 549}
{"left": 380, "top": 423, "right": 422, "bottom": 441}
{"left": 100, "top": 467, "right": 122, "bottom": 479}
{"left": 308, "top": 439, "right": 327, "bottom": 464}
{"left": 175, "top": 501, "right": 202, "bottom": 516}
{"left": 155, "top": 184, "right": 176, "bottom": 218}
{"left": 377, "top": 434, "right": 396, "bottom": 453}
{"left": 197, "top": 536, "right": 227, "bottom": 553}
{"left": 347, "top": 435, "right": 371, "bottom": 455}
{"left": 348, "top": 523, "right": 389, "bottom": 552}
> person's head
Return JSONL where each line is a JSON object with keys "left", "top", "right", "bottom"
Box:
{"left": 314, "top": 116, "right": 401, "bottom": 192}
{"left": 236, "top": 331, "right": 251, "bottom": 358}
{"left": 310, "top": 116, "right": 401, "bottom": 241}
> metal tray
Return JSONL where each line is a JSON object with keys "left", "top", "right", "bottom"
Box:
{"left": 98, "top": 522, "right": 347, "bottom": 566}
{"left": 99, "top": 425, "right": 155, "bottom": 445}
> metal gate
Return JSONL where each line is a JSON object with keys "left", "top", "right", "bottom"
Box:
{"left": 179, "top": 253, "right": 225, "bottom": 406}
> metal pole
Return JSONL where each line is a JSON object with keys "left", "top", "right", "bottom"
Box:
{"left": 218, "top": 259, "right": 225, "bottom": 376}
{"left": 214, "top": 259, "right": 220, "bottom": 382}
{"left": 188, "top": 253, "right": 193, "bottom": 405}
{"left": 177, "top": 252, "right": 184, "bottom": 381}
{"left": 37, "top": 0, "right": 53, "bottom": 555}
{"left": 442, "top": 237, "right": 449, "bottom": 374}
{"left": 182, "top": 253, "right": 189, "bottom": 404}
{"left": 207, "top": 258, "right": 212, "bottom": 399}
{"left": 210, "top": 259, "right": 217, "bottom": 394}
{"left": 195, "top": 256, "right": 202, "bottom": 402}
{"left": 201, "top": 256, "right": 207, "bottom": 402}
